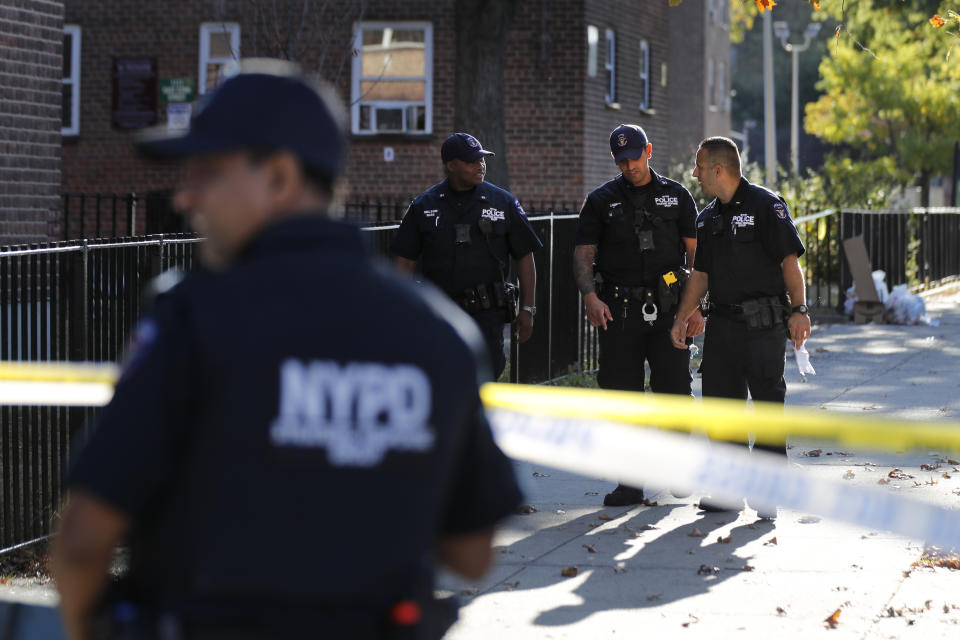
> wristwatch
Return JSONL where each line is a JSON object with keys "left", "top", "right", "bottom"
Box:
{"left": 791, "top": 304, "right": 809, "bottom": 316}
{"left": 521, "top": 305, "right": 537, "bottom": 317}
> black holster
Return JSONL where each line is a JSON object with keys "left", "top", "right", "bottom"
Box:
{"left": 741, "top": 296, "right": 785, "bottom": 331}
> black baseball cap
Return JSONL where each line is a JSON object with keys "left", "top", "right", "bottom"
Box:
{"left": 136, "top": 65, "right": 345, "bottom": 180}
{"left": 441, "top": 132, "right": 495, "bottom": 163}
{"left": 610, "top": 124, "right": 649, "bottom": 163}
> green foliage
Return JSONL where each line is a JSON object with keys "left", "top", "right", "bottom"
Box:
{"left": 806, "top": 1, "right": 960, "bottom": 205}
{"left": 548, "top": 364, "right": 599, "bottom": 388}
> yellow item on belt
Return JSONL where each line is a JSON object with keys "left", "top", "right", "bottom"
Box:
{"left": 662, "top": 271, "right": 678, "bottom": 286}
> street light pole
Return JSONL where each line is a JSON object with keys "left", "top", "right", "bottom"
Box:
{"left": 774, "top": 21, "right": 821, "bottom": 176}
{"left": 762, "top": 12, "right": 777, "bottom": 187}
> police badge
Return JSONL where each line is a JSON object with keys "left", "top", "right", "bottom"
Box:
{"left": 617, "top": 134, "right": 627, "bottom": 147}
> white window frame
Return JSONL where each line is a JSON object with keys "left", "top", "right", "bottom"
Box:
{"left": 638, "top": 39, "right": 650, "bottom": 110}
{"left": 604, "top": 28, "right": 616, "bottom": 104}
{"left": 586, "top": 25, "right": 599, "bottom": 77}
{"left": 707, "top": 58, "right": 716, "bottom": 107}
{"left": 350, "top": 21, "right": 433, "bottom": 136}
{"left": 62, "top": 25, "right": 81, "bottom": 136}
{"left": 198, "top": 22, "right": 240, "bottom": 94}
{"left": 718, "top": 61, "right": 727, "bottom": 111}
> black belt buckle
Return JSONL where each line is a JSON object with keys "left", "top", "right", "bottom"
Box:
{"left": 455, "top": 224, "right": 472, "bottom": 245}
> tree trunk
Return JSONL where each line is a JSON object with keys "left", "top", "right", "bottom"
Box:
{"left": 454, "top": 0, "right": 518, "bottom": 191}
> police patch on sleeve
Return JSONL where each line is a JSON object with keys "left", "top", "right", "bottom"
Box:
{"left": 774, "top": 202, "right": 788, "bottom": 220}
{"left": 119, "top": 317, "right": 158, "bottom": 380}
{"left": 514, "top": 199, "right": 526, "bottom": 216}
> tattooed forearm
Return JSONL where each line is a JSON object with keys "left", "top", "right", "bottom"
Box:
{"left": 573, "top": 244, "right": 598, "bottom": 296}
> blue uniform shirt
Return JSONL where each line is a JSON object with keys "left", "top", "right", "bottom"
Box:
{"left": 694, "top": 177, "right": 805, "bottom": 305}
{"left": 67, "top": 216, "right": 522, "bottom": 621}
{"left": 390, "top": 179, "right": 542, "bottom": 295}
{"left": 575, "top": 169, "right": 698, "bottom": 287}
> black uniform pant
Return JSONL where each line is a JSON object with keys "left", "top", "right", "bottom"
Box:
{"left": 471, "top": 308, "right": 508, "bottom": 379}
{"left": 597, "top": 301, "right": 692, "bottom": 396}
{"left": 701, "top": 313, "right": 787, "bottom": 456}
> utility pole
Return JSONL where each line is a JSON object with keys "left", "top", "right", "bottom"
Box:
{"left": 774, "top": 21, "right": 821, "bottom": 176}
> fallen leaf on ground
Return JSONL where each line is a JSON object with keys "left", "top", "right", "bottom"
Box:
{"left": 597, "top": 513, "right": 614, "bottom": 521}
{"left": 765, "top": 536, "right": 778, "bottom": 546}
{"left": 776, "top": 606, "right": 787, "bottom": 615}
{"left": 925, "top": 478, "right": 939, "bottom": 485}
{"left": 800, "top": 515, "right": 822, "bottom": 524}
{"left": 515, "top": 504, "right": 537, "bottom": 514}
{"left": 741, "top": 564, "right": 755, "bottom": 571}
{"left": 825, "top": 608, "right": 842, "bottom": 628}
{"left": 689, "top": 528, "right": 706, "bottom": 537}
{"left": 642, "top": 498, "right": 659, "bottom": 506}
{"left": 805, "top": 449, "right": 823, "bottom": 457}
{"left": 560, "top": 566, "right": 579, "bottom": 577}
{"left": 943, "top": 473, "right": 952, "bottom": 479}
{"left": 878, "top": 478, "right": 891, "bottom": 485}
{"left": 697, "top": 564, "right": 720, "bottom": 575}
{"left": 717, "top": 535, "right": 732, "bottom": 544}
{"left": 681, "top": 614, "right": 700, "bottom": 627}
{"left": 582, "top": 544, "right": 596, "bottom": 553}
{"left": 532, "top": 471, "right": 550, "bottom": 477}
{"left": 843, "top": 470, "right": 855, "bottom": 480}
{"left": 584, "top": 491, "right": 599, "bottom": 496}
{"left": 815, "top": 347, "right": 829, "bottom": 352}
{"left": 948, "top": 459, "right": 960, "bottom": 465}
{"left": 641, "top": 524, "right": 659, "bottom": 530}
{"left": 646, "top": 593, "right": 662, "bottom": 601}
{"left": 920, "top": 463, "right": 941, "bottom": 471}
{"left": 889, "top": 469, "right": 915, "bottom": 480}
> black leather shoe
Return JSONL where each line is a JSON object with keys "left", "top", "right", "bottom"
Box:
{"left": 603, "top": 484, "right": 645, "bottom": 506}
{"left": 698, "top": 499, "right": 735, "bottom": 512}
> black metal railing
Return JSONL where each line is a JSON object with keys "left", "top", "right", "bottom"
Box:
{"left": 793, "top": 207, "right": 960, "bottom": 311}
{"left": 4, "top": 206, "right": 958, "bottom": 552}
{"left": 0, "top": 235, "right": 201, "bottom": 550}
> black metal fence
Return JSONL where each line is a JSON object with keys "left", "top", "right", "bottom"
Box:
{"left": 3, "top": 206, "right": 959, "bottom": 552}
{"left": 0, "top": 236, "right": 201, "bottom": 550}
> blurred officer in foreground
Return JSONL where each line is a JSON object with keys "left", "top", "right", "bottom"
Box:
{"left": 670, "top": 136, "right": 810, "bottom": 518}
{"left": 52, "top": 62, "right": 522, "bottom": 640}
{"left": 391, "top": 133, "right": 542, "bottom": 379}
{"left": 574, "top": 124, "right": 702, "bottom": 507}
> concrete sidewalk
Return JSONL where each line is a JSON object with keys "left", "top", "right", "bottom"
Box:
{"left": 439, "top": 291, "right": 960, "bottom": 639}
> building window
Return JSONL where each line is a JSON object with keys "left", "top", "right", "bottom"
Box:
{"left": 587, "top": 25, "right": 599, "bottom": 77}
{"left": 638, "top": 40, "right": 650, "bottom": 110}
{"left": 62, "top": 25, "right": 81, "bottom": 136}
{"left": 199, "top": 23, "right": 240, "bottom": 94}
{"left": 351, "top": 22, "right": 433, "bottom": 135}
{"left": 709, "top": 0, "right": 717, "bottom": 24}
{"left": 719, "top": 0, "right": 728, "bottom": 27}
{"left": 604, "top": 28, "right": 616, "bottom": 104}
{"left": 707, "top": 58, "right": 716, "bottom": 107}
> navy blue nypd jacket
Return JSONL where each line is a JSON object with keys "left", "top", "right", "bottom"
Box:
{"left": 68, "top": 216, "right": 522, "bottom": 620}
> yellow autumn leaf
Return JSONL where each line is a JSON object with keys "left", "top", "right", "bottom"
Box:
{"left": 755, "top": 0, "right": 777, "bottom": 13}
{"left": 930, "top": 14, "right": 946, "bottom": 28}
{"left": 809, "top": 0, "right": 821, "bottom": 11}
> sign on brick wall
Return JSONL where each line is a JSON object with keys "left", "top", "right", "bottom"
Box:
{"left": 112, "top": 57, "right": 158, "bottom": 129}
{"left": 160, "top": 77, "right": 195, "bottom": 104}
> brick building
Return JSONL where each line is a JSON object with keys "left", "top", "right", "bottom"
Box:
{"left": 3, "top": 0, "right": 730, "bottom": 241}
{"left": 0, "top": 0, "right": 64, "bottom": 245}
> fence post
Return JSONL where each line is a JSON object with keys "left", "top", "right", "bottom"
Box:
{"left": 67, "top": 242, "right": 88, "bottom": 362}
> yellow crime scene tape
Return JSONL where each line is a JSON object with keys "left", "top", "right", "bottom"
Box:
{"left": 2, "top": 362, "right": 959, "bottom": 549}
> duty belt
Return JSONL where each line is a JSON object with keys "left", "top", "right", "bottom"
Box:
{"left": 711, "top": 296, "right": 787, "bottom": 330}
{"left": 452, "top": 280, "right": 512, "bottom": 315}
{"left": 600, "top": 282, "right": 660, "bottom": 325}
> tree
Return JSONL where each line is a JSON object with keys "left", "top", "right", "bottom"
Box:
{"left": 804, "top": 1, "right": 960, "bottom": 206}
{"left": 453, "top": 0, "right": 519, "bottom": 190}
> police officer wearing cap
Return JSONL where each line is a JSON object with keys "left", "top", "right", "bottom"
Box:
{"left": 670, "top": 136, "right": 810, "bottom": 518}
{"left": 574, "top": 124, "right": 703, "bottom": 507}
{"left": 392, "top": 133, "right": 542, "bottom": 379}
{"left": 52, "top": 65, "right": 523, "bottom": 640}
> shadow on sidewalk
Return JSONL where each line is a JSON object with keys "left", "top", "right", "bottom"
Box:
{"left": 488, "top": 503, "right": 774, "bottom": 627}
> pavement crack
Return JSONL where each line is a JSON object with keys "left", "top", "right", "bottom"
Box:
{"left": 819, "top": 347, "right": 929, "bottom": 408}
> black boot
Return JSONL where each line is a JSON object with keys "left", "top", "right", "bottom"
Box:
{"left": 603, "top": 484, "right": 645, "bottom": 506}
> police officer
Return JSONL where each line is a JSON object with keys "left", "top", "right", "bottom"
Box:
{"left": 52, "top": 65, "right": 522, "bottom": 640}
{"left": 392, "top": 133, "right": 542, "bottom": 379}
{"left": 670, "top": 136, "right": 811, "bottom": 518}
{"left": 574, "top": 124, "right": 703, "bottom": 507}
